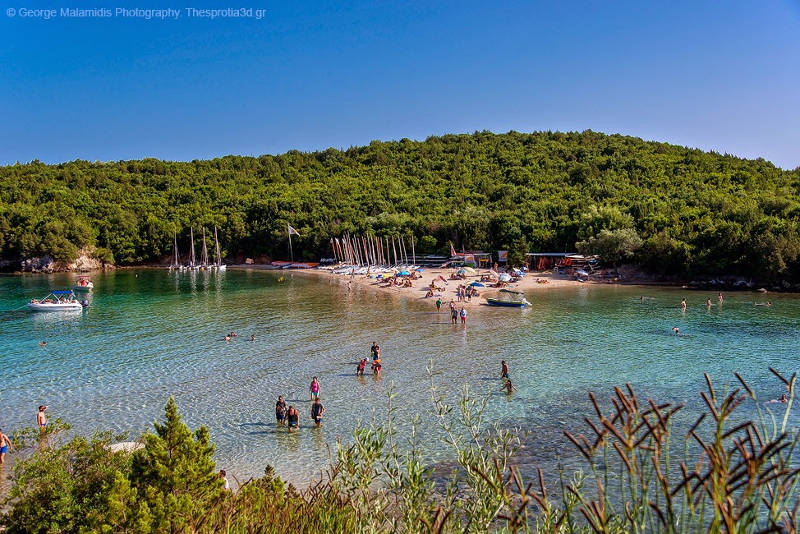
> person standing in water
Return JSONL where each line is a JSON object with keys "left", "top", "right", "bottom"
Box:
{"left": 435, "top": 298, "right": 442, "bottom": 313}
{"left": 718, "top": 292, "right": 724, "bottom": 304}
{"left": 310, "top": 398, "right": 325, "bottom": 427}
{"left": 706, "top": 298, "right": 712, "bottom": 307}
{"left": 502, "top": 379, "right": 516, "bottom": 394}
{"left": 275, "top": 396, "right": 287, "bottom": 425}
{"left": 680, "top": 299, "right": 687, "bottom": 311}
{"left": 450, "top": 306, "right": 458, "bottom": 325}
{"left": 219, "top": 469, "right": 230, "bottom": 490}
{"left": 287, "top": 406, "right": 299, "bottom": 432}
{"left": 309, "top": 377, "right": 320, "bottom": 401}
{"left": 250, "top": 334, "right": 256, "bottom": 342}
{"left": 0, "top": 428, "right": 12, "bottom": 464}
{"left": 501, "top": 360, "right": 509, "bottom": 379}
{"left": 460, "top": 307, "right": 467, "bottom": 325}
{"left": 37, "top": 405, "right": 47, "bottom": 430}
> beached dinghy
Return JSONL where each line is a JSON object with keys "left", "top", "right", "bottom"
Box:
{"left": 28, "top": 290, "right": 86, "bottom": 312}
{"left": 486, "top": 289, "right": 531, "bottom": 308}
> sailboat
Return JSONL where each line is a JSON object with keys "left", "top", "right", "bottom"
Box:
{"left": 201, "top": 227, "right": 210, "bottom": 270}
{"left": 189, "top": 227, "right": 198, "bottom": 270}
{"left": 168, "top": 232, "right": 181, "bottom": 271}
{"left": 213, "top": 226, "right": 226, "bottom": 270}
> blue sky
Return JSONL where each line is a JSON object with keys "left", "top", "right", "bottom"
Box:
{"left": 2, "top": 0, "right": 798, "bottom": 168}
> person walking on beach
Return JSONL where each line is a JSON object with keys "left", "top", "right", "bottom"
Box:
{"left": 310, "top": 398, "right": 326, "bottom": 427}
{"left": 0, "top": 428, "right": 12, "bottom": 464}
{"left": 275, "top": 396, "right": 287, "bottom": 425}
{"left": 287, "top": 406, "right": 299, "bottom": 432}
{"left": 435, "top": 298, "right": 442, "bottom": 313}
{"left": 309, "top": 377, "right": 320, "bottom": 401}
{"left": 460, "top": 307, "right": 467, "bottom": 325}
{"left": 501, "top": 360, "right": 509, "bottom": 379}
{"left": 37, "top": 405, "right": 47, "bottom": 430}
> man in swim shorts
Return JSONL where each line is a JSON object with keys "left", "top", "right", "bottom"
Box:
{"left": 0, "top": 428, "right": 12, "bottom": 464}
{"left": 435, "top": 298, "right": 442, "bottom": 312}
{"left": 451, "top": 307, "right": 458, "bottom": 324}
{"left": 311, "top": 398, "right": 325, "bottom": 427}
{"left": 37, "top": 405, "right": 47, "bottom": 429}
{"left": 460, "top": 307, "right": 467, "bottom": 324}
{"left": 501, "top": 360, "right": 509, "bottom": 379}
{"left": 275, "top": 396, "right": 287, "bottom": 425}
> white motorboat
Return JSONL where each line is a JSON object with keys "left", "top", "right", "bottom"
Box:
{"left": 28, "top": 290, "right": 86, "bottom": 312}
{"left": 73, "top": 275, "right": 93, "bottom": 292}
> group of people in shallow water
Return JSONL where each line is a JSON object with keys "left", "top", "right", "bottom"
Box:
{"left": 433, "top": 299, "right": 467, "bottom": 325}
{"left": 274, "top": 377, "right": 326, "bottom": 433}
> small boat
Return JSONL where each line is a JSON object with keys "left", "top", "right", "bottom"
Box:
{"left": 73, "top": 276, "right": 94, "bottom": 292}
{"left": 486, "top": 297, "right": 530, "bottom": 308}
{"left": 28, "top": 290, "right": 86, "bottom": 312}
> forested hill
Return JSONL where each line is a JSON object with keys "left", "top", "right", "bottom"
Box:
{"left": 1, "top": 130, "right": 799, "bottom": 279}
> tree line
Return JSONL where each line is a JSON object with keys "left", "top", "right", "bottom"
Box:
{"left": 1, "top": 130, "right": 798, "bottom": 280}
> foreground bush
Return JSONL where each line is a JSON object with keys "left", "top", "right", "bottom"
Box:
{"left": 2, "top": 369, "right": 798, "bottom": 533}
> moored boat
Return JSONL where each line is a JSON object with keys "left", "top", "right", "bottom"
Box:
{"left": 28, "top": 290, "right": 86, "bottom": 312}
{"left": 73, "top": 276, "right": 94, "bottom": 292}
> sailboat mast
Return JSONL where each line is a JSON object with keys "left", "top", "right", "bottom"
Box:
{"left": 214, "top": 227, "right": 221, "bottom": 266}
{"left": 201, "top": 227, "right": 209, "bottom": 267}
{"left": 190, "top": 227, "right": 196, "bottom": 268}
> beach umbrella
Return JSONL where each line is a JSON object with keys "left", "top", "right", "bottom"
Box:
{"left": 469, "top": 282, "right": 484, "bottom": 287}
{"left": 499, "top": 273, "right": 512, "bottom": 282}
{"left": 457, "top": 269, "right": 467, "bottom": 275}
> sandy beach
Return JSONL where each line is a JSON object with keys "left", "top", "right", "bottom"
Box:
{"left": 231, "top": 264, "right": 584, "bottom": 310}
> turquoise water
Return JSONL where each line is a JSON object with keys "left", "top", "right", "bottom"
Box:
{"left": 0, "top": 270, "right": 798, "bottom": 486}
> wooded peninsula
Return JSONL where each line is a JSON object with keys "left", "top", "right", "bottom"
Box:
{"left": 1, "top": 130, "right": 798, "bottom": 281}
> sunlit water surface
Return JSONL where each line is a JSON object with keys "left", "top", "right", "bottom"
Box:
{"left": 1, "top": 270, "right": 798, "bottom": 486}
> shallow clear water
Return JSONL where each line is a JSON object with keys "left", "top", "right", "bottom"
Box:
{"left": 0, "top": 270, "right": 798, "bottom": 486}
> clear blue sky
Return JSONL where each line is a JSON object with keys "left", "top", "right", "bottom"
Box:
{"left": 2, "top": 0, "right": 798, "bottom": 168}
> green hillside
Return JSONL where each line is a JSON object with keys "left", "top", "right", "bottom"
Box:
{"left": 1, "top": 130, "right": 798, "bottom": 279}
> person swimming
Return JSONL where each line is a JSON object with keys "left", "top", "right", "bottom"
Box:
{"left": 765, "top": 394, "right": 788, "bottom": 404}
{"left": 39, "top": 341, "right": 46, "bottom": 347}
{"left": 672, "top": 327, "right": 680, "bottom": 335}
{"left": 250, "top": 334, "right": 256, "bottom": 342}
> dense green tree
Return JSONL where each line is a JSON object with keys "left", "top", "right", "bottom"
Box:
{"left": 1, "top": 130, "right": 798, "bottom": 280}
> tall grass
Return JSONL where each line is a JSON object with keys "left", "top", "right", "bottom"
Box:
{"left": 3, "top": 368, "right": 798, "bottom": 533}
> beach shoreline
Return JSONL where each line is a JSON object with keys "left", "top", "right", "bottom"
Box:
{"left": 228, "top": 264, "right": 612, "bottom": 310}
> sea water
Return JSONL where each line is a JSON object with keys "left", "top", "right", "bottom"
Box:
{"left": 0, "top": 270, "right": 797, "bottom": 487}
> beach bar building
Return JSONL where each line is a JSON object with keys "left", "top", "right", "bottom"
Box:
{"left": 451, "top": 250, "right": 493, "bottom": 268}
